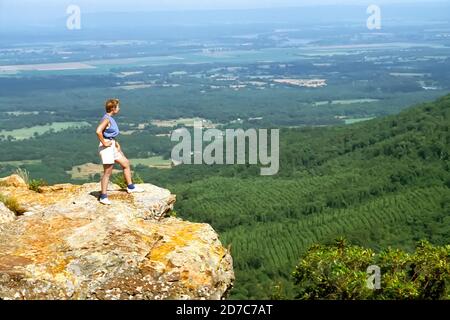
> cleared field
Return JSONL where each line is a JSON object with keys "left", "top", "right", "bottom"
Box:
{"left": 151, "top": 118, "right": 218, "bottom": 128}
{"left": 0, "top": 62, "right": 96, "bottom": 74}
{"left": 66, "top": 163, "right": 121, "bottom": 180}
{"left": 389, "top": 73, "right": 429, "bottom": 77}
{"left": 314, "top": 99, "right": 380, "bottom": 106}
{"left": 116, "top": 71, "right": 144, "bottom": 78}
{"left": 67, "top": 157, "right": 171, "bottom": 179}
{"left": 2, "top": 42, "right": 445, "bottom": 76}
{"left": 114, "top": 84, "right": 154, "bottom": 90}
{"left": 0, "top": 159, "right": 42, "bottom": 166}
{"left": 0, "top": 122, "right": 90, "bottom": 140}
{"left": 344, "top": 117, "right": 376, "bottom": 124}
{"left": 4, "top": 111, "right": 39, "bottom": 116}
{"left": 120, "top": 130, "right": 137, "bottom": 135}
{"left": 274, "top": 78, "right": 327, "bottom": 88}
{"left": 130, "top": 156, "right": 172, "bottom": 169}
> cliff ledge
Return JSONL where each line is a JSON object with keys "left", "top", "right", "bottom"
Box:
{"left": 0, "top": 174, "right": 234, "bottom": 300}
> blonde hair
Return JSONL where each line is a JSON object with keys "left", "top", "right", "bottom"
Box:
{"left": 105, "top": 98, "right": 120, "bottom": 113}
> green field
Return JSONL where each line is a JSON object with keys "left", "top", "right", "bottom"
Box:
{"left": 0, "top": 122, "right": 90, "bottom": 140}
{"left": 11, "top": 43, "right": 444, "bottom": 77}
{"left": 0, "top": 159, "right": 42, "bottom": 166}
{"left": 344, "top": 117, "right": 376, "bottom": 124}
{"left": 130, "top": 156, "right": 172, "bottom": 168}
{"left": 315, "top": 99, "right": 380, "bottom": 106}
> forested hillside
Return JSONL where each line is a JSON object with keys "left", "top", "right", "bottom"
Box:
{"left": 155, "top": 94, "right": 450, "bottom": 299}
{"left": 1, "top": 94, "right": 449, "bottom": 299}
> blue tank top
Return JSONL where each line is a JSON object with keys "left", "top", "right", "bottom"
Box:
{"left": 102, "top": 114, "right": 120, "bottom": 139}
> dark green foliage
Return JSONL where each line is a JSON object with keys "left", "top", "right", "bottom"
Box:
{"left": 167, "top": 94, "right": 450, "bottom": 298}
{"left": 293, "top": 239, "right": 450, "bottom": 300}
{"left": 28, "top": 179, "right": 48, "bottom": 193}
{"left": 2, "top": 91, "right": 450, "bottom": 299}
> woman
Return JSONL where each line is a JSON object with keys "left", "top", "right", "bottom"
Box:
{"left": 96, "top": 98, "right": 143, "bottom": 205}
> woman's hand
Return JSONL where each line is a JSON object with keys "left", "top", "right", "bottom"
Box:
{"left": 102, "top": 140, "right": 113, "bottom": 147}
{"left": 115, "top": 140, "right": 122, "bottom": 152}
{"left": 115, "top": 141, "right": 125, "bottom": 158}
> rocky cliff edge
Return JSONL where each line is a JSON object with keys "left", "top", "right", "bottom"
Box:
{"left": 0, "top": 174, "right": 234, "bottom": 300}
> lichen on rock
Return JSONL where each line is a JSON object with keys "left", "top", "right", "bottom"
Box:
{"left": 0, "top": 175, "right": 234, "bottom": 300}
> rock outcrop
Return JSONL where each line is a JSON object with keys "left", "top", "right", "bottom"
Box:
{"left": 0, "top": 175, "right": 234, "bottom": 300}
{"left": 0, "top": 174, "right": 28, "bottom": 188}
{"left": 0, "top": 203, "right": 15, "bottom": 224}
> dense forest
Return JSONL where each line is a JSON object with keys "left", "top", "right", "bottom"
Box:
{"left": 1, "top": 94, "right": 449, "bottom": 299}
{"left": 142, "top": 94, "right": 449, "bottom": 299}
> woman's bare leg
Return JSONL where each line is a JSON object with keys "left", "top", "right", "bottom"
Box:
{"left": 115, "top": 156, "right": 132, "bottom": 186}
{"left": 101, "top": 164, "right": 114, "bottom": 194}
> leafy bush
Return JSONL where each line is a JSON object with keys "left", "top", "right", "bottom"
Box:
{"left": 292, "top": 239, "right": 450, "bottom": 300}
{"left": 28, "top": 179, "right": 48, "bottom": 193}
{"left": 169, "top": 210, "right": 177, "bottom": 218}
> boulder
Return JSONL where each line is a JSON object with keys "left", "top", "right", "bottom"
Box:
{"left": 0, "top": 176, "right": 234, "bottom": 300}
{"left": 0, "top": 174, "right": 27, "bottom": 188}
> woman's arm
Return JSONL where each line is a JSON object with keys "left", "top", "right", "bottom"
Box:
{"left": 96, "top": 118, "right": 112, "bottom": 147}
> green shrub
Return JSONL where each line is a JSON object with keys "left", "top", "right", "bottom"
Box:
{"left": 28, "top": 179, "right": 48, "bottom": 193}
{"left": 111, "top": 172, "right": 144, "bottom": 189}
{"left": 169, "top": 210, "right": 177, "bottom": 218}
{"left": 270, "top": 282, "right": 288, "bottom": 300}
{"left": 292, "top": 239, "right": 450, "bottom": 300}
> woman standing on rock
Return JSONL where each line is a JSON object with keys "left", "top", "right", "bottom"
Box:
{"left": 96, "top": 98, "right": 144, "bottom": 205}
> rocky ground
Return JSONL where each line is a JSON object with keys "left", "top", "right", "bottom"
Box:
{"left": 0, "top": 175, "right": 234, "bottom": 300}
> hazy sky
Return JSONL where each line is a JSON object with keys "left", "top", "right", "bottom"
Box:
{"left": 1, "top": 0, "right": 449, "bottom": 13}
{"left": 1, "top": 0, "right": 448, "bottom": 31}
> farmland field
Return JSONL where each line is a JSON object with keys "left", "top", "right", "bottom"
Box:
{"left": 344, "top": 117, "right": 376, "bottom": 124}
{"left": 0, "top": 122, "right": 90, "bottom": 140}
{"left": 67, "top": 162, "right": 121, "bottom": 180}
{"left": 130, "top": 156, "right": 172, "bottom": 169}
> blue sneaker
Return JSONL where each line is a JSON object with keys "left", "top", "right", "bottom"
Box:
{"left": 127, "top": 185, "right": 144, "bottom": 194}
{"left": 99, "top": 194, "right": 112, "bottom": 205}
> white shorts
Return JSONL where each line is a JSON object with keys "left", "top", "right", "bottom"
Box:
{"left": 98, "top": 140, "right": 123, "bottom": 165}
